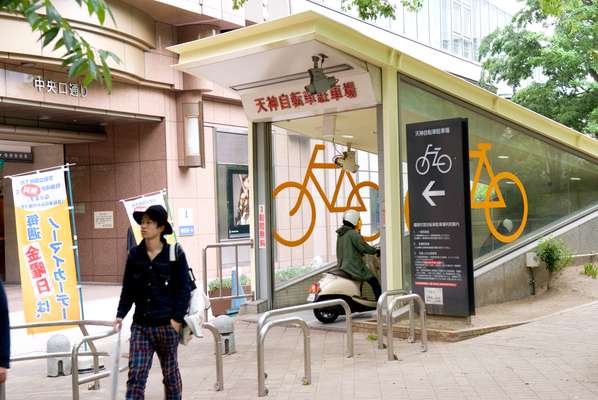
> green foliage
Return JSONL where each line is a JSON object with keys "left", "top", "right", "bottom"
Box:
{"left": 208, "top": 274, "right": 251, "bottom": 292}
{"left": 582, "top": 263, "right": 598, "bottom": 279}
{"left": 479, "top": 0, "right": 598, "bottom": 136}
{"left": 366, "top": 334, "right": 378, "bottom": 341}
{"left": 232, "top": 0, "right": 422, "bottom": 21}
{"left": 274, "top": 265, "right": 315, "bottom": 284}
{"left": 535, "top": 237, "right": 572, "bottom": 273}
{"left": 0, "top": 0, "right": 120, "bottom": 92}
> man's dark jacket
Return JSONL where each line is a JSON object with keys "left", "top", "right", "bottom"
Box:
{"left": 0, "top": 281, "right": 10, "bottom": 369}
{"left": 116, "top": 240, "right": 192, "bottom": 326}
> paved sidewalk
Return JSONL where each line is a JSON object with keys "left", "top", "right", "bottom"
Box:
{"left": 5, "top": 300, "right": 598, "bottom": 399}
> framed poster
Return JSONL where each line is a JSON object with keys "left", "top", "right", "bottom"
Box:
{"left": 227, "top": 166, "right": 250, "bottom": 238}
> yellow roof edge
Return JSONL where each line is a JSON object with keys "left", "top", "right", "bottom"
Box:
{"left": 170, "top": 11, "right": 598, "bottom": 160}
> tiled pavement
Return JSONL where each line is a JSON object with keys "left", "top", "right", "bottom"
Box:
{"left": 4, "top": 301, "right": 598, "bottom": 399}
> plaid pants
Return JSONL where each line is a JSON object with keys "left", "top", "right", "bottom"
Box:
{"left": 126, "top": 324, "right": 182, "bottom": 400}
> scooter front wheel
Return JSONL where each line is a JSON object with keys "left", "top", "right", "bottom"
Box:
{"left": 313, "top": 308, "right": 340, "bottom": 324}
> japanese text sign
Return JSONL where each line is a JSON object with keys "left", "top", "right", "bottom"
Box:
{"left": 121, "top": 191, "right": 175, "bottom": 245}
{"left": 12, "top": 167, "right": 81, "bottom": 333}
{"left": 406, "top": 118, "right": 474, "bottom": 317}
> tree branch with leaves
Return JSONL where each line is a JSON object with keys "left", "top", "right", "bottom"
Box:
{"left": 0, "top": 0, "right": 120, "bottom": 92}
{"left": 479, "top": 0, "right": 598, "bottom": 136}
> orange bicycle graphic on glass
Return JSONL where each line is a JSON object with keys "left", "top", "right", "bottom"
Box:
{"left": 405, "top": 143, "right": 528, "bottom": 243}
{"left": 273, "top": 143, "right": 380, "bottom": 247}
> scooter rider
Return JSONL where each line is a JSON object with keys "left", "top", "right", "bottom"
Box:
{"left": 336, "top": 209, "right": 381, "bottom": 299}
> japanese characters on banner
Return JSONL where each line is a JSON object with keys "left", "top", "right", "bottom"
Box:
{"left": 121, "top": 191, "right": 175, "bottom": 245}
{"left": 258, "top": 205, "right": 266, "bottom": 249}
{"left": 11, "top": 167, "right": 81, "bottom": 333}
{"left": 240, "top": 72, "right": 378, "bottom": 121}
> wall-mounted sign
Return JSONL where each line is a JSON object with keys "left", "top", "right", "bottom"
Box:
{"left": 241, "top": 72, "right": 378, "bottom": 122}
{"left": 406, "top": 118, "right": 474, "bottom": 317}
{"left": 178, "top": 208, "right": 194, "bottom": 236}
{"left": 94, "top": 211, "right": 114, "bottom": 229}
{"left": 33, "top": 77, "right": 89, "bottom": 97}
{"left": 0, "top": 151, "right": 33, "bottom": 162}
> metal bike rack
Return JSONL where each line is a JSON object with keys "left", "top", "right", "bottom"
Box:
{"left": 256, "top": 299, "right": 353, "bottom": 397}
{"left": 258, "top": 317, "right": 310, "bottom": 397}
{"left": 376, "top": 289, "right": 410, "bottom": 350}
{"left": 385, "top": 294, "right": 428, "bottom": 361}
{"left": 7, "top": 320, "right": 124, "bottom": 400}
{"left": 203, "top": 322, "right": 224, "bottom": 391}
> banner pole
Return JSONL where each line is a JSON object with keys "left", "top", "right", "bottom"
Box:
{"left": 162, "top": 190, "right": 178, "bottom": 243}
{"left": 65, "top": 166, "right": 86, "bottom": 323}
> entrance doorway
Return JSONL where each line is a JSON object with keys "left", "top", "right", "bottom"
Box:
{"left": 269, "top": 108, "right": 381, "bottom": 308}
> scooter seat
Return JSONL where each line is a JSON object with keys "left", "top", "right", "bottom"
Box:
{"left": 328, "top": 268, "right": 353, "bottom": 280}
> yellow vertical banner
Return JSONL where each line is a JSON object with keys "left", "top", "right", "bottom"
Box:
{"left": 11, "top": 167, "right": 81, "bottom": 334}
{"left": 121, "top": 190, "right": 175, "bottom": 245}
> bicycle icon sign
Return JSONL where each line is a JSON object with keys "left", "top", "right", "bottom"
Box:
{"left": 272, "top": 144, "right": 380, "bottom": 247}
{"left": 405, "top": 143, "right": 528, "bottom": 243}
{"left": 415, "top": 144, "right": 453, "bottom": 175}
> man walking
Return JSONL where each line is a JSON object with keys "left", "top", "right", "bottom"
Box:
{"left": 114, "top": 205, "right": 192, "bottom": 400}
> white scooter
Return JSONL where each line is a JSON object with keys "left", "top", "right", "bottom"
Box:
{"left": 307, "top": 252, "right": 380, "bottom": 324}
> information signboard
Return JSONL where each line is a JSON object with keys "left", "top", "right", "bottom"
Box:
{"left": 406, "top": 118, "right": 474, "bottom": 317}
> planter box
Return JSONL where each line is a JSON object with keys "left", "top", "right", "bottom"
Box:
{"left": 208, "top": 286, "right": 252, "bottom": 316}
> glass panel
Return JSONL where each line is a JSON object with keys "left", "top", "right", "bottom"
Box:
{"left": 404, "top": 8, "right": 418, "bottom": 39}
{"left": 271, "top": 122, "right": 380, "bottom": 288}
{"left": 463, "top": 5, "right": 472, "bottom": 37}
{"left": 452, "top": 33, "right": 463, "bottom": 56}
{"left": 441, "top": 0, "right": 452, "bottom": 50}
{"left": 429, "top": 0, "right": 442, "bottom": 49}
{"left": 399, "top": 78, "right": 598, "bottom": 266}
{"left": 452, "top": 2, "right": 462, "bottom": 33}
{"left": 216, "top": 130, "right": 248, "bottom": 165}
{"left": 480, "top": 0, "right": 489, "bottom": 38}
{"left": 489, "top": 4, "right": 498, "bottom": 33}
{"left": 417, "top": 0, "right": 430, "bottom": 44}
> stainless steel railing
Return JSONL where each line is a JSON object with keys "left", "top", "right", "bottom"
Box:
{"left": 6, "top": 320, "right": 125, "bottom": 400}
{"left": 376, "top": 289, "right": 410, "bottom": 350}
{"left": 258, "top": 317, "right": 310, "bottom": 397}
{"left": 378, "top": 293, "right": 427, "bottom": 361}
{"left": 202, "top": 240, "right": 253, "bottom": 319}
{"left": 202, "top": 322, "right": 224, "bottom": 391}
{"left": 256, "top": 299, "right": 353, "bottom": 397}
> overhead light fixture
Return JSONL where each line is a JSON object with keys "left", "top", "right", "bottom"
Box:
{"left": 305, "top": 53, "right": 338, "bottom": 95}
{"left": 498, "top": 155, "right": 509, "bottom": 159}
{"left": 341, "top": 134, "right": 354, "bottom": 139}
{"left": 333, "top": 144, "right": 359, "bottom": 173}
{"left": 570, "top": 177, "right": 581, "bottom": 181}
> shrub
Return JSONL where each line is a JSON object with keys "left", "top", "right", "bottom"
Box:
{"left": 274, "top": 265, "right": 315, "bottom": 284}
{"left": 208, "top": 274, "right": 250, "bottom": 292}
{"left": 535, "top": 238, "right": 572, "bottom": 289}
{"left": 582, "top": 263, "right": 598, "bottom": 279}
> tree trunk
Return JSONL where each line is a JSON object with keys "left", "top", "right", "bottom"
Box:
{"left": 547, "top": 270, "right": 552, "bottom": 290}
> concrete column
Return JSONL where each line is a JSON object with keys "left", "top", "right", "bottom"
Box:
{"left": 381, "top": 67, "right": 403, "bottom": 290}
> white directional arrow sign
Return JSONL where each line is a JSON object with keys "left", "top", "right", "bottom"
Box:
{"left": 422, "top": 180, "right": 445, "bottom": 206}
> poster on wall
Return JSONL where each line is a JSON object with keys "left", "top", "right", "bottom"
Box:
{"left": 406, "top": 118, "right": 474, "bottom": 317}
{"left": 227, "top": 167, "right": 250, "bottom": 239}
{"left": 11, "top": 166, "right": 81, "bottom": 333}
{"left": 121, "top": 190, "right": 175, "bottom": 244}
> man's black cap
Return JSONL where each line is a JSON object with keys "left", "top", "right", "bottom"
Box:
{"left": 132, "top": 205, "right": 173, "bottom": 235}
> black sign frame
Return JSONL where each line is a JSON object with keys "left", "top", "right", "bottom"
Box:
{"left": 406, "top": 118, "right": 474, "bottom": 317}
